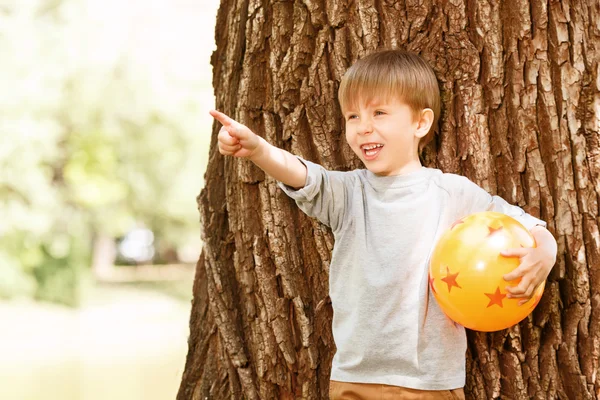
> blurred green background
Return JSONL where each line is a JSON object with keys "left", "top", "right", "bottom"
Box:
{"left": 0, "top": 0, "right": 218, "bottom": 398}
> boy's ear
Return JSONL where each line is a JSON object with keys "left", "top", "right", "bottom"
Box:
{"left": 415, "top": 108, "right": 434, "bottom": 139}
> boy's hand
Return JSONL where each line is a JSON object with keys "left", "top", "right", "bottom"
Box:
{"left": 501, "top": 226, "right": 557, "bottom": 306}
{"left": 210, "top": 109, "right": 262, "bottom": 159}
{"left": 209, "top": 109, "right": 307, "bottom": 188}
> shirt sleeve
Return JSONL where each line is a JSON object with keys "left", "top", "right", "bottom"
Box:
{"left": 457, "top": 175, "right": 546, "bottom": 230}
{"left": 277, "top": 157, "right": 349, "bottom": 232}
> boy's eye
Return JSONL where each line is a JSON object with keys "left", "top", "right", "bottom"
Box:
{"left": 374, "top": 110, "right": 385, "bottom": 116}
{"left": 347, "top": 114, "right": 358, "bottom": 120}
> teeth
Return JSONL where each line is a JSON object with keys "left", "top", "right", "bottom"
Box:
{"left": 362, "top": 144, "right": 383, "bottom": 150}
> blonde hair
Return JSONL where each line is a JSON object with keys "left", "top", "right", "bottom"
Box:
{"left": 338, "top": 49, "right": 441, "bottom": 151}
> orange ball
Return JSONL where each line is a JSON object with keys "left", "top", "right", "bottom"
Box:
{"left": 429, "top": 211, "right": 545, "bottom": 332}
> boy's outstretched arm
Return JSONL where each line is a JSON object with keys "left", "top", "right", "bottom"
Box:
{"left": 210, "top": 109, "right": 307, "bottom": 189}
{"left": 501, "top": 225, "right": 557, "bottom": 305}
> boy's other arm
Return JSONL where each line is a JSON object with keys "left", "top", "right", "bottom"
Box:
{"left": 457, "top": 176, "right": 557, "bottom": 304}
{"left": 210, "top": 109, "right": 307, "bottom": 189}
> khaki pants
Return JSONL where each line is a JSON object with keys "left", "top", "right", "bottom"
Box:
{"left": 329, "top": 381, "right": 465, "bottom": 400}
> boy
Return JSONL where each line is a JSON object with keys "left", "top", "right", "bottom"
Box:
{"left": 209, "top": 50, "right": 557, "bottom": 399}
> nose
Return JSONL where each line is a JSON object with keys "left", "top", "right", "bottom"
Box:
{"left": 358, "top": 117, "right": 373, "bottom": 135}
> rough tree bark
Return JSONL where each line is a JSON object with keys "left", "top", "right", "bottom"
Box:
{"left": 178, "top": 0, "right": 600, "bottom": 398}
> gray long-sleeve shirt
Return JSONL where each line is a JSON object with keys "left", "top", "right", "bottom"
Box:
{"left": 279, "top": 159, "right": 545, "bottom": 390}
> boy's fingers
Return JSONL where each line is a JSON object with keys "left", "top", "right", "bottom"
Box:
{"left": 500, "top": 247, "right": 530, "bottom": 258}
{"left": 209, "top": 109, "right": 236, "bottom": 128}
{"left": 220, "top": 143, "right": 241, "bottom": 153}
{"left": 211, "top": 110, "right": 252, "bottom": 141}
{"left": 218, "top": 127, "right": 239, "bottom": 146}
{"left": 505, "top": 277, "right": 531, "bottom": 297}
{"left": 503, "top": 266, "right": 525, "bottom": 282}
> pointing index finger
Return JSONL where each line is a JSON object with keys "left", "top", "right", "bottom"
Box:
{"left": 209, "top": 109, "right": 236, "bottom": 127}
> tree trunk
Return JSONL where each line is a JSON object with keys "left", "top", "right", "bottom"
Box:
{"left": 178, "top": 0, "right": 600, "bottom": 398}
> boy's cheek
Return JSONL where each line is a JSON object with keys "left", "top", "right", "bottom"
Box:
{"left": 344, "top": 132, "right": 358, "bottom": 150}
{"left": 344, "top": 128, "right": 352, "bottom": 141}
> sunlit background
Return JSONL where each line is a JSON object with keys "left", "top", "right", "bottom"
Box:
{"left": 0, "top": 0, "right": 219, "bottom": 398}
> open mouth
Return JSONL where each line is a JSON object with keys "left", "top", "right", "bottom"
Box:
{"left": 361, "top": 143, "right": 384, "bottom": 160}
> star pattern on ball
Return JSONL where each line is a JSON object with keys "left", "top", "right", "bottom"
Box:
{"left": 487, "top": 225, "right": 504, "bottom": 237}
{"left": 429, "top": 212, "right": 544, "bottom": 331}
{"left": 485, "top": 286, "right": 507, "bottom": 308}
{"left": 441, "top": 266, "right": 461, "bottom": 292}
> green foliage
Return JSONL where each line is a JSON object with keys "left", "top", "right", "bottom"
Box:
{"left": 0, "top": 251, "right": 36, "bottom": 300}
{"left": 32, "top": 246, "right": 85, "bottom": 307}
{"left": 0, "top": 0, "right": 214, "bottom": 305}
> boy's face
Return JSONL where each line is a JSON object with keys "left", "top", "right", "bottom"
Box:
{"left": 343, "top": 98, "right": 423, "bottom": 176}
